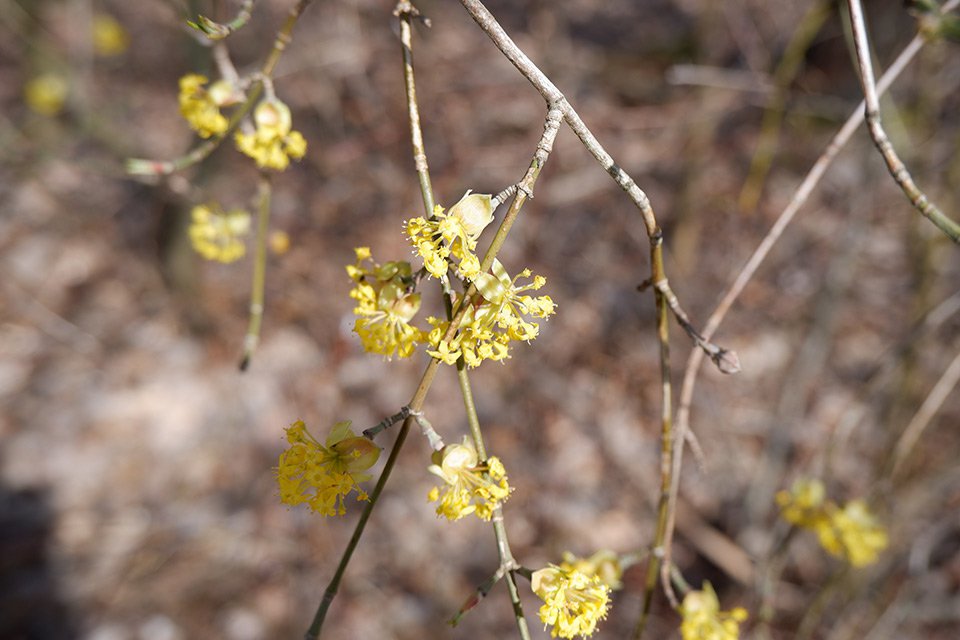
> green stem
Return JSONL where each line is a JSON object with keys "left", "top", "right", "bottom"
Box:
{"left": 239, "top": 173, "right": 271, "bottom": 370}
{"left": 633, "top": 235, "right": 673, "bottom": 639}
{"left": 456, "top": 364, "right": 531, "bottom": 640}
{"left": 398, "top": 2, "right": 436, "bottom": 214}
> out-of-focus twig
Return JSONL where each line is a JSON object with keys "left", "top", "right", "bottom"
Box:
{"left": 189, "top": 0, "right": 257, "bottom": 41}
{"left": 739, "top": 0, "right": 831, "bottom": 215}
{"left": 458, "top": 0, "right": 732, "bottom": 372}
{"left": 846, "top": 0, "right": 960, "bottom": 243}
{"left": 891, "top": 346, "right": 960, "bottom": 477}
{"left": 668, "top": 0, "right": 959, "bottom": 607}
{"left": 239, "top": 173, "right": 271, "bottom": 370}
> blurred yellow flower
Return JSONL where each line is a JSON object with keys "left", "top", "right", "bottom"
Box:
{"left": 777, "top": 478, "right": 888, "bottom": 567}
{"left": 235, "top": 98, "right": 306, "bottom": 170}
{"left": 679, "top": 582, "right": 748, "bottom": 640}
{"left": 815, "top": 500, "right": 889, "bottom": 568}
{"left": 269, "top": 230, "right": 290, "bottom": 255}
{"left": 776, "top": 477, "right": 827, "bottom": 529}
{"left": 24, "top": 73, "right": 68, "bottom": 117}
{"left": 93, "top": 14, "right": 129, "bottom": 57}
{"left": 188, "top": 204, "right": 250, "bottom": 263}
{"left": 178, "top": 74, "right": 232, "bottom": 138}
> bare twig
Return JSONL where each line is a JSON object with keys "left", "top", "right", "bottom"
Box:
{"left": 361, "top": 406, "right": 412, "bottom": 440}
{"left": 667, "top": 0, "right": 959, "bottom": 606}
{"left": 458, "top": 0, "right": 731, "bottom": 370}
{"left": 457, "top": 363, "right": 531, "bottom": 639}
{"left": 891, "top": 346, "right": 960, "bottom": 477}
{"left": 847, "top": 0, "right": 960, "bottom": 243}
{"left": 239, "top": 173, "right": 271, "bottom": 370}
{"left": 396, "top": 1, "right": 435, "bottom": 215}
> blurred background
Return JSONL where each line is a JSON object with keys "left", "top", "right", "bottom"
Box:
{"left": 2, "top": 0, "right": 960, "bottom": 638}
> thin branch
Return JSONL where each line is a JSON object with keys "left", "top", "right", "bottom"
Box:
{"left": 458, "top": 0, "right": 733, "bottom": 369}
{"left": 891, "top": 346, "right": 960, "bottom": 477}
{"left": 361, "top": 406, "right": 412, "bottom": 440}
{"left": 457, "top": 363, "right": 531, "bottom": 639}
{"left": 239, "top": 173, "right": 271, "bottom": 370}
{"left": 847, "top": 0, "right": 960, "bottom": 243}
{"left": 307, "top": 10, "right": 560, "bottom": 635}
{"left": 667, "top": 0, "right": 959, "bottom": 606}
{"left": 189, "top": 0, "right": 257, "bottom": 41}
{"left": 634, "top": 232, "right": 675, "bottom": 638}
{"left": 306, "top": 360, "right": 442, "bottom": 639}
{"left": 396, "top": 1, "right": 436, "bottom": 215}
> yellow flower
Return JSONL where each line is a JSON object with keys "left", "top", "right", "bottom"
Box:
{"left": 269, "top": 230, "right": 291, "bottom": 255}
{"left": 531, "top": 565, "right": 611, "bottom": 639}
{"left": 427, "top": 259, "right": 555, "bottom": 368}
{"left": 814, "top": 500, "right": 888, "bottom": 568}
{"left": 187, "top": 204, "right": 250, "bottom": 263}
{"left": 235, "top": 98, "right": 307, "bottom": 170}
{"left": 178, "top": 74, "right": 233, "bottom": 138}
{"left": 679, "top": 582, "right": 748, "bottom": 640}
{"left": 347, "top": 247, "right": 425, "bottom": 359}
{"left": 93, "top": 14, "right": 129, "bottom": 57}
{"left": 427, "top": 437, "right": 511, "bottom": 521}
{"left": 24, "top": 73, "right": 68, "bottom": 117}
{"left": 405, "top": 191, "right": 495, "bottom": 281}
{"left": 777, "top": 478, "right": 888, "bottom": 567}
{"left": 472, "top": 258, "right": 556, "bottom": 341}
{"left": 776, "top": 478, "right": 827, "bottom": 529}
{"left": 560, "top": 550, "right": 624, "bottom": 591}
{"left": 276, "top": 420, "right": 381, "bottom": 516}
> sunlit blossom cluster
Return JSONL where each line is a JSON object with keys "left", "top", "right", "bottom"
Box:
{"left": 679, "top": 582, "right": 748, "bottom": 640}
{"left": 776, "top": 478, "right": 888, "bottom": 567}
{"left": 427, "top": 437, "right": 512, "bottom": 521}
{"left": 405, "top": 191, "right": 494, "bottom": 280}
{"left": 531, "top": 564, "right": 611, "bottom": 639}
{"left": 188, "top": 203, "right": 251, "bottom": 263}
{"left": 276, "top": 420, "right": 381, "bottom": 517}
{"left": 342, "top": 192, "right": 555, "bottom": 366}
{"left": 426, "top": 258, "right": 555, "bottom": 368}
{"left": 346, "top": 247, "right": 425, "bottom": 359}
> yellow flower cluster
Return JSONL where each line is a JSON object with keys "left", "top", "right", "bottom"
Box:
{"left": 24, "top": 73, "right": 68, "bottom": 117}
{"left": 776, "top": 478, "right": 888, "bottom": 567}
{"left": 427, "top": 437, "right": 511, "bottom": 521}
{"left": 405, "top": 191, "right": 494, "bottom": 280}
{"left": 92, "top": 14, "right": 129, "bottom": 57}
{"left": 235, "top": 98, "right": 307, "bottom": 170}
{"left": 347, "top": 247, "right": 425, "bottom": 359}
{"left": 427, "top": 259, "right": 556, "bottom": 368}
{"left": 276, "top": 420, "right": 381, "bottom": 517}
{"left": 560, "top": 550, "right": 624, "bottom": 591}
{"left": 679, "top": 582, "right": 748, "bottom": 640}
{"left": 531, "top": 564, "right": 611, "bottom": 639}
{"left": 188, "top": 204, "right": 251, "bottom": 263}
{"left": 178, "top": 73, "right": 235, "bottom": 138}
